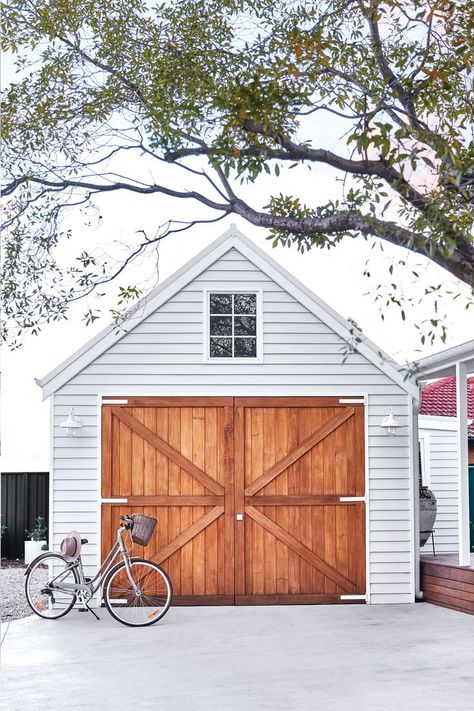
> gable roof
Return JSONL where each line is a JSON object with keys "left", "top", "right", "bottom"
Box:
{"left": 420, "top": 376, "right": 474, "bottom": 436}
{"left": 36, "top": 225, "right": 418, "bottom": 399}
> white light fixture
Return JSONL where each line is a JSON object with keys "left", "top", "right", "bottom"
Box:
{"left": 380, "top": 408, "right": 402, "bottom": 436}
{"left": 59, "top": 408, "right": 82, "bottom": 436}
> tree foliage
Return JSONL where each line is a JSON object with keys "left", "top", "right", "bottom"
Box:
{"left": 1, "top": 0, "right": 474, "bottom": 343}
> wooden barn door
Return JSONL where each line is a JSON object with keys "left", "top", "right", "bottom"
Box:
{"left": 102, "top": 397, "right": 366, "bottom": 605}
{"left": 101, "top": 398, "right": 235, "bottom": 604}
{"left": 234, "top": 398, "right": 366, "bottom": 604}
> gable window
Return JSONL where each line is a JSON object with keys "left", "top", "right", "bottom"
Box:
{"left": 207, "top": 292, "right": 260, "bottom": 359}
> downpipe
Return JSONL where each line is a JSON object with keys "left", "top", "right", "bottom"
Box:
{"left": 412, "top": 396, "right": 423, "bottom": 602}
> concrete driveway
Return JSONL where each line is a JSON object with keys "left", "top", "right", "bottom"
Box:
{"left": 2, "top": 603, "right": 474, "bottom": 711}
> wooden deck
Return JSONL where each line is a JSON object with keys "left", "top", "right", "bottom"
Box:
{"left": 421, "top": 553, "right": 474, "bottom": 614}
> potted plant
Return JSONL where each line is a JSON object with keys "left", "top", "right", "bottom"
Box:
{"left": 24, "top": 516, "right": 48, "bottom": 564}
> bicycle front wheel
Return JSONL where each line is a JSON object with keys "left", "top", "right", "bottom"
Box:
{"left": 103, "top": 559, "right": 173, "bottom": 627}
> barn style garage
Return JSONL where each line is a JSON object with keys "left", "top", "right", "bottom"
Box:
{"left": 37, "top": 227, "right": 419, "bottom": 606}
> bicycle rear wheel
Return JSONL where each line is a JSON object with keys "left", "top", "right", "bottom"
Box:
{"left": 25, "top": 553, "right": 79, "bottom": 620}
{"left": 103, "top": 559, "right": 173, "bottom": 627}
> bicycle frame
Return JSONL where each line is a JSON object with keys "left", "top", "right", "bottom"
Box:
{"left": 47, "top": 525, "right": 139, "bottom": 599}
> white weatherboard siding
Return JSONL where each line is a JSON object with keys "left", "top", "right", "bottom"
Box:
{"left": 52, "top": 247, "right": 413, "bottom": 603}
{"left": 419, "top": 415, "right": 458, "bottom": 553}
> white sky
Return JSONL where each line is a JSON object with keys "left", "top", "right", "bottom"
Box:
{"left": 1, "top": 51, "right": 473, "bottom": 473}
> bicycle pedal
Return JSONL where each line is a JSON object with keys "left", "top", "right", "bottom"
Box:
{"left": 78, "top": 608, "right": 88, "bottom": 613}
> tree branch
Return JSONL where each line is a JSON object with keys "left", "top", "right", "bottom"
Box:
{"left": 362, "top": 2, "right": 422, "bottom": 130}
{"left": 1, "top": 175, "right": 231, "bottom": 214}
{"left": 230, "top": 198, "right": 473, "bottom": 285}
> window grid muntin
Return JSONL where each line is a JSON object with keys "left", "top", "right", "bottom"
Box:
{"left": 209, "top": 292, "right": 257, "bottom": 358}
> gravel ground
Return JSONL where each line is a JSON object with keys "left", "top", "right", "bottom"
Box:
{"left": 1, "top": 563, "right": 32, "bottom": 622}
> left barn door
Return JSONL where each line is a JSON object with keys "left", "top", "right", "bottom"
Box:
{"left": 101, "top": 399, "right": 235, "bottom": 604}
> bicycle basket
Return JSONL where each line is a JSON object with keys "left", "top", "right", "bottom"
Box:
{"left": 131, "top": 514, "right": 157, "bottom": 546}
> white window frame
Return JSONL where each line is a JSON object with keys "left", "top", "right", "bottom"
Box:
{"left": 203, "top": 289, "right": 263, "bottom": 363}
{"left": 418, "top": 432, "right": 431, "bottom": 487}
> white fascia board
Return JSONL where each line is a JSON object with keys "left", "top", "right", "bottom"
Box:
{"left": 418, "top": 414, "right": 457, "bottom": 431}
{"left": 412, "top": 339, "right": 474, "bottom": 380}
{"left": 231, "top": 232, "right": 418, "bottom": 398}
{"left": 37, "top": 229, "right": 239, "bottom": 399}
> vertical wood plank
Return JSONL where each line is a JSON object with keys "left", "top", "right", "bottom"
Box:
{"left": 101, "top": 407, "right": 112, "bottom": 499}
{"left": 355, "top": 408, "right": 365, "bottom": 497}
{"left": 356, "top": 503, "right": 366, "bottom": 592}
{"left": 180, "top": 407, "right": 193, "bottom": 596}
{"left": 299, "top": 409, "right": 313, "bottom": 593}
{"left": 263, "top": 408, "right": 276, "bottom": 594}
{"left": 336, "top": 504, "right": 349, "bottom": 586}
{"left": 223, "top": 404, "right": 235, "bottom": 598}
{"left": 111, "top": 414, "right": 121, "bottom": 497}
{"left": 288, "top": 408, "right": 300, "bottom": 594}
{"left": 234, "top": 405, "right": 245, "bottom": 596}
{"left": 119, "top": 418, "right": 132, "bottom": 497}
{"left": 143, "top": 408, "right": 156, "bottom": 497}
{"left": 348, "top": 503, "right": 357, "bottom": 590}
{"left": 168, "top": 407, "right": 181, "bottom": 595}
{"left": 324, "top": 505, "right": 337, "bottom": 594}
{"left": 251, "top": 407, "right": 264, "bottom": 594}
{"left": 155, "top": 408, "right": 169, "bottom": 581}
{"left": 101, "top": 504, "right": 111, "bottom": 562}
{"left": 216, "top": 408, "right": 225, "bottom": 595}
{"left": 205, "top": 408, "right": 218, "bottom": 595}
{"left": 131, "top": 408, "right": 144, "bottom": 496}
{"left": 192, "top": 407, "right": 205, "bottom": 596}
{"left": 275, "top": 407, "right": 289, "bottom": 594}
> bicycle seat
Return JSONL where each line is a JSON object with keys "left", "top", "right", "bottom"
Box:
{"left": 81, "top": 538, "right": 88, "bottom": 545}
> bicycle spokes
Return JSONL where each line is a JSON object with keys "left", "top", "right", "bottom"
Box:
{"left": 105, "top": 561, "right": 172, "bottom": 626}
{"left": 25, "top": 554, "right": 78, "bottom": 620}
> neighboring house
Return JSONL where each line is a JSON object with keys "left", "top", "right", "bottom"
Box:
{"left": 418, "top": 376, "right": 474, "bottom": 554}
{"left": 36, "top": 227, "right": 419, "bottom": 606}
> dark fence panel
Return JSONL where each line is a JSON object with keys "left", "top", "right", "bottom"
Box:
{"left": 1, "top": 473, "right": 49, "bottom": 560}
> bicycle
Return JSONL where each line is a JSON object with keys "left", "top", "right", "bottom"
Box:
{"left": 24, "top": 513, "right": 173, "bottom": 627}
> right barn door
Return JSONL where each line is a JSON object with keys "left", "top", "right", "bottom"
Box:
{"left": 234, "top": 398, "right": 366, "bottom": 604}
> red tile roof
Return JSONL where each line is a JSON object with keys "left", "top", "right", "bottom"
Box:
{"left": 420, "top": 376, "right": 474, "bottom": 436}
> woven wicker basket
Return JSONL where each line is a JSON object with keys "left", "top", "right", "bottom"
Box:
{"left": 131, "top": 514, "right": 157, "bottom": 546}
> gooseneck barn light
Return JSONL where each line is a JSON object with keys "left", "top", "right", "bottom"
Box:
{"left": 380, "top": 408, "right": 402, "bottom": 436}
{"left": 59, "top": 408, "right": 83, "bottom": 436}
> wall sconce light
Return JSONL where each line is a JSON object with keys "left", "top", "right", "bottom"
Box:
{"left": 59, "top": 408, "right": 83, "bottom": 436}
{"left": 380, "top": 408, "right": 402, "bottom": 436}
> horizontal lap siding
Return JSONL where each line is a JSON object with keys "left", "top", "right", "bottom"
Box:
{"left": 419, "top": 422, "right": 458, "bottom": 553}
{"left": 53, "top": 248, "right": 412, "bottom": 600}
